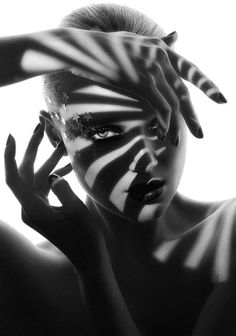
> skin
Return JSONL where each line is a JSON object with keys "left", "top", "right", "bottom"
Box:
{"left": 4, "top": 104, "right": 236, "bottom": 335}
{"left": 5, "top": 80, "right": 236, "bottom": 335}
{"left": 0, "top": 24, "right": 234, "bottom": 336}
{"left": 53, "top": 80, "right": 188, "bottom": 227}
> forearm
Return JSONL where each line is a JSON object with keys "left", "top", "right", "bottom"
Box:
{"left": 0, "top": 29, "right": 65, "bottom": 87}
{"left": 0, "top": 34, "right": 31, "bottom": 86}
{"left": 73, "top": 240, "right": 141, "bottom": 336}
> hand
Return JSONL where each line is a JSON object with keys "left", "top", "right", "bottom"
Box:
{"left": 4, "top": 123, "right": 104, "bottom": 270}
{"left": 21, "top": 28, "right": 226, "bottom": 142}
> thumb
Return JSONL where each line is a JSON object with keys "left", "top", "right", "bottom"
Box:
{"left": 161, "top": 31, "right": 178, "bottom": 47}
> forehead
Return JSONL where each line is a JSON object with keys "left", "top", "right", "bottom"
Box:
{"left": 65, "top": 84, "right": 145, "bottom": 122}
{"left": 48, "top": 77, "right": 154, "bottom": 124}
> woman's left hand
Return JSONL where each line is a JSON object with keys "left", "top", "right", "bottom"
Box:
{"left": 4, "top": 122, "right": 105, "bottom": 270}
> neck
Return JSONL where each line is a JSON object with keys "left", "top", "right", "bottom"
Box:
{"left": 85, "top": 194, "right": 191, "bottom": 259}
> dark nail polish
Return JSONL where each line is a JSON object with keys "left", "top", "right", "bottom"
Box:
{"left": 159, "top": 134, "right": 166, "bottom": 142}
{"left": 168, "top": 31, "right": 177, "bottom": 37}
{"left": 57, "top": 140, "right": 66, "bottom": 152}
{"left": 6, "top": 134, "right": 12, "bottom": 146}
{"left": 174, "top": 136, "right": 180, "bottom": 147}
{"left": 197, "top": 126, "right": 204, "bottom": 138}
{"left": 39, "top": 116, "right": 45, "bottom": 127}
{"left": 218, "top": 93, "right": 227, "bottom": 104}
{"left": 48, "top": 174, "right": 60, "bottom": 185}
{"left": 57, "top": 140, "right": 64, "bottom": 148}
{"left": 158, "top": 128, "right": 166, "bottom": 142}
{"left": 33, "top": 123, "right": 42, "bottom": 133}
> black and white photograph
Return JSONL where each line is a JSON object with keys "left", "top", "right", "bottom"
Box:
{"left": 0, "top": 1, "right": 235, "bottom": 335}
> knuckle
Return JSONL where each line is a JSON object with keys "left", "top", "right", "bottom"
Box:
{"left": 171, "top": 97, "right": 180, "bottom": 112}
{"left": 180, "top": 86, "right": 190, "bottom": 100}
{"left": 175, "top": 79, "right": 190, "bottom": 99}
{"left": 156, "top": 47, "right": 168, "bottom": 61}
{"left": 149, "top": 62, "right": 161, "bottom": 75}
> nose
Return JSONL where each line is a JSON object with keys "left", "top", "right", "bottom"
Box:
{"left": 129, "top": 139, "right": 166, "bottom": 173}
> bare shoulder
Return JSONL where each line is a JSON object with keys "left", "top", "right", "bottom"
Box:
{"left": 0, "top": 219, "right": 90, "bottom": 335}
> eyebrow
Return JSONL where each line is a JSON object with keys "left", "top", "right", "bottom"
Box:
{"left": 70, "top": 85, "right": 138, "bottom": 101}
{"left": 61, "top": 103, "right": 143, "bottom": 123}
{"left": 65, "top": 112, "right": 143, "bottom": 128}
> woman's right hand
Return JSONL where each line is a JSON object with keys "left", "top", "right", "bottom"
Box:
{"left": 19, "top": 28, "right": 226, "bottom": 141}
{"left": 4, "top": 122, "right": 105, "bottom": 271}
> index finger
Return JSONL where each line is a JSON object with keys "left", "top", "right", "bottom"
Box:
{"left": 167, "top": 49, "right": 227, "bottom": 104}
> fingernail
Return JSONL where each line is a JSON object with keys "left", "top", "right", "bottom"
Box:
{"left": 158, "top": 128, "right": 166, "bottom": 142}
{"left": 56, "top": 140, "right": 67, "bottom": 155}
{"left": 57, "top": 140, "right": 64, "bottom": 148}
{"left": 218, "top": 92, "right": 227, "bottom": 104}
{"left": 40, "top": 110, "right": 49, "bottom": 118}
{"left": 33, "top": 123, "right": 42, "bottom": 133}
{"left": 159, "top": 135, "right": 166, "bottom": 142}
{"left": 174, "top": 135, "right": 180, "bottom": 147}
{"left": 197, "top": 126, "right": 204, "bottom": 138}
{"left": 168, "top": 31, "right": 177, "bottom": 37}
{"left": 39, "top": 116, "right": 45, "bottom": 128}
{"left": 48, "top": 174, "right": 60, "bottom": 185}
{"left": 6, "top": 134, "right": 13, "bottom": 146}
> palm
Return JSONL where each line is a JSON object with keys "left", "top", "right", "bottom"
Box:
{"left": 4, "top": 123, "right": 102, "bottom": 269}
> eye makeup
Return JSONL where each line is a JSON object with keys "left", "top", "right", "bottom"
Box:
{"left": 64, "top": 114, "right": 124, "bottom": 142}
{"left": 91, "top": 125, "right": 124, "bottom": 142}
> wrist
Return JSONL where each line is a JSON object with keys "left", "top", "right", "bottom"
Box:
{"left": 20, "top": 28, "right": 68, "bottom": 75}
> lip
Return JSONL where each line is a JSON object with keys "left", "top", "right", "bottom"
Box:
{"left": 128, "top": 178, "right": 166, "bottom": 203}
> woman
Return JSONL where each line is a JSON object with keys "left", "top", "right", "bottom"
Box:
{"left": 0, "top": 3, "right": 233, "bottom": 336}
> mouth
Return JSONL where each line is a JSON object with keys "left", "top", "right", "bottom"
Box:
{"left": 127, "top": 178, "right": 166, "bottom": 204}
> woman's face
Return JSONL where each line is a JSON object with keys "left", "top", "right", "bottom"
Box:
{"left": 53, "top": 80, "right": 187, "bottom": 223}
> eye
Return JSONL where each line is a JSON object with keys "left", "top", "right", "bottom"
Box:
{"left": 93, "top": 126, "right": 122, "bottom": 141}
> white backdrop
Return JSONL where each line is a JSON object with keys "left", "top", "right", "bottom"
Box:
{"left": 0, "top": 0, "right": 235, "bottom": 244}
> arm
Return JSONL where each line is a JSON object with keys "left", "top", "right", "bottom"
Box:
{"left": 0, "top": 28, "right": 226, "bottom": 141}
{"left": 0, "top": 34, "right": 31, "bottom": 86}
{"left": 4, "top": 123, "right": 141, "bottom": 336}
{"left": 75, "top": 237, "right": 140, "bottom": 336}
{"left": 0, "top": 29, "right": 67, "bottom": 86}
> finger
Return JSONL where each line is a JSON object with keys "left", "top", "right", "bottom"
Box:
{"left": 35, "top": 140, "right": 66, "bottom": 181}
{"left": 156, "top": 54, "right": 203, "bottom": 139}
{"left": 136, "top": 66, "right": 171, "bottom": 140}
{"left": 5, "top": 134, "right": 23, "bottom": 192}
{"left": 49, "top": 175, "right": 83, "bottom": 214}
{"left": 167, "top": 50, "right": 227, "bottom": 104}
{"left": 43, "top": 117, "right": 61, "bottom": 147}
{"left": 161, "top": 31, "right": 178, "bottom": 47}
{"left": 52, "top": 163, "right": 72, "bottom": 177}
{"left": 151, "top": 63, "right": 180, "bottom": 144}
{"left": 4, "top": 135, "right": 53, "bottom": 228}
{"left": 167, "top": 104, "right": 182, "bottom": 147}
{"left": 18, "top": 123, "right": 44, "bottom": 185}
{"left": 180, "top": 97, "right": 203, "bottom": 138}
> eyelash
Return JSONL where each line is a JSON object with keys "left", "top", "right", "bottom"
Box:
{"left": 91, "top": 126, "right": 123, "bottom": 141}
{"left": 88, "top": 120, "right": 157, "bottom": 142}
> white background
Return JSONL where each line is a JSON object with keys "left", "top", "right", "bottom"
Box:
{"left": 0, "top": 0, "right": 235, "bottom": 244}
